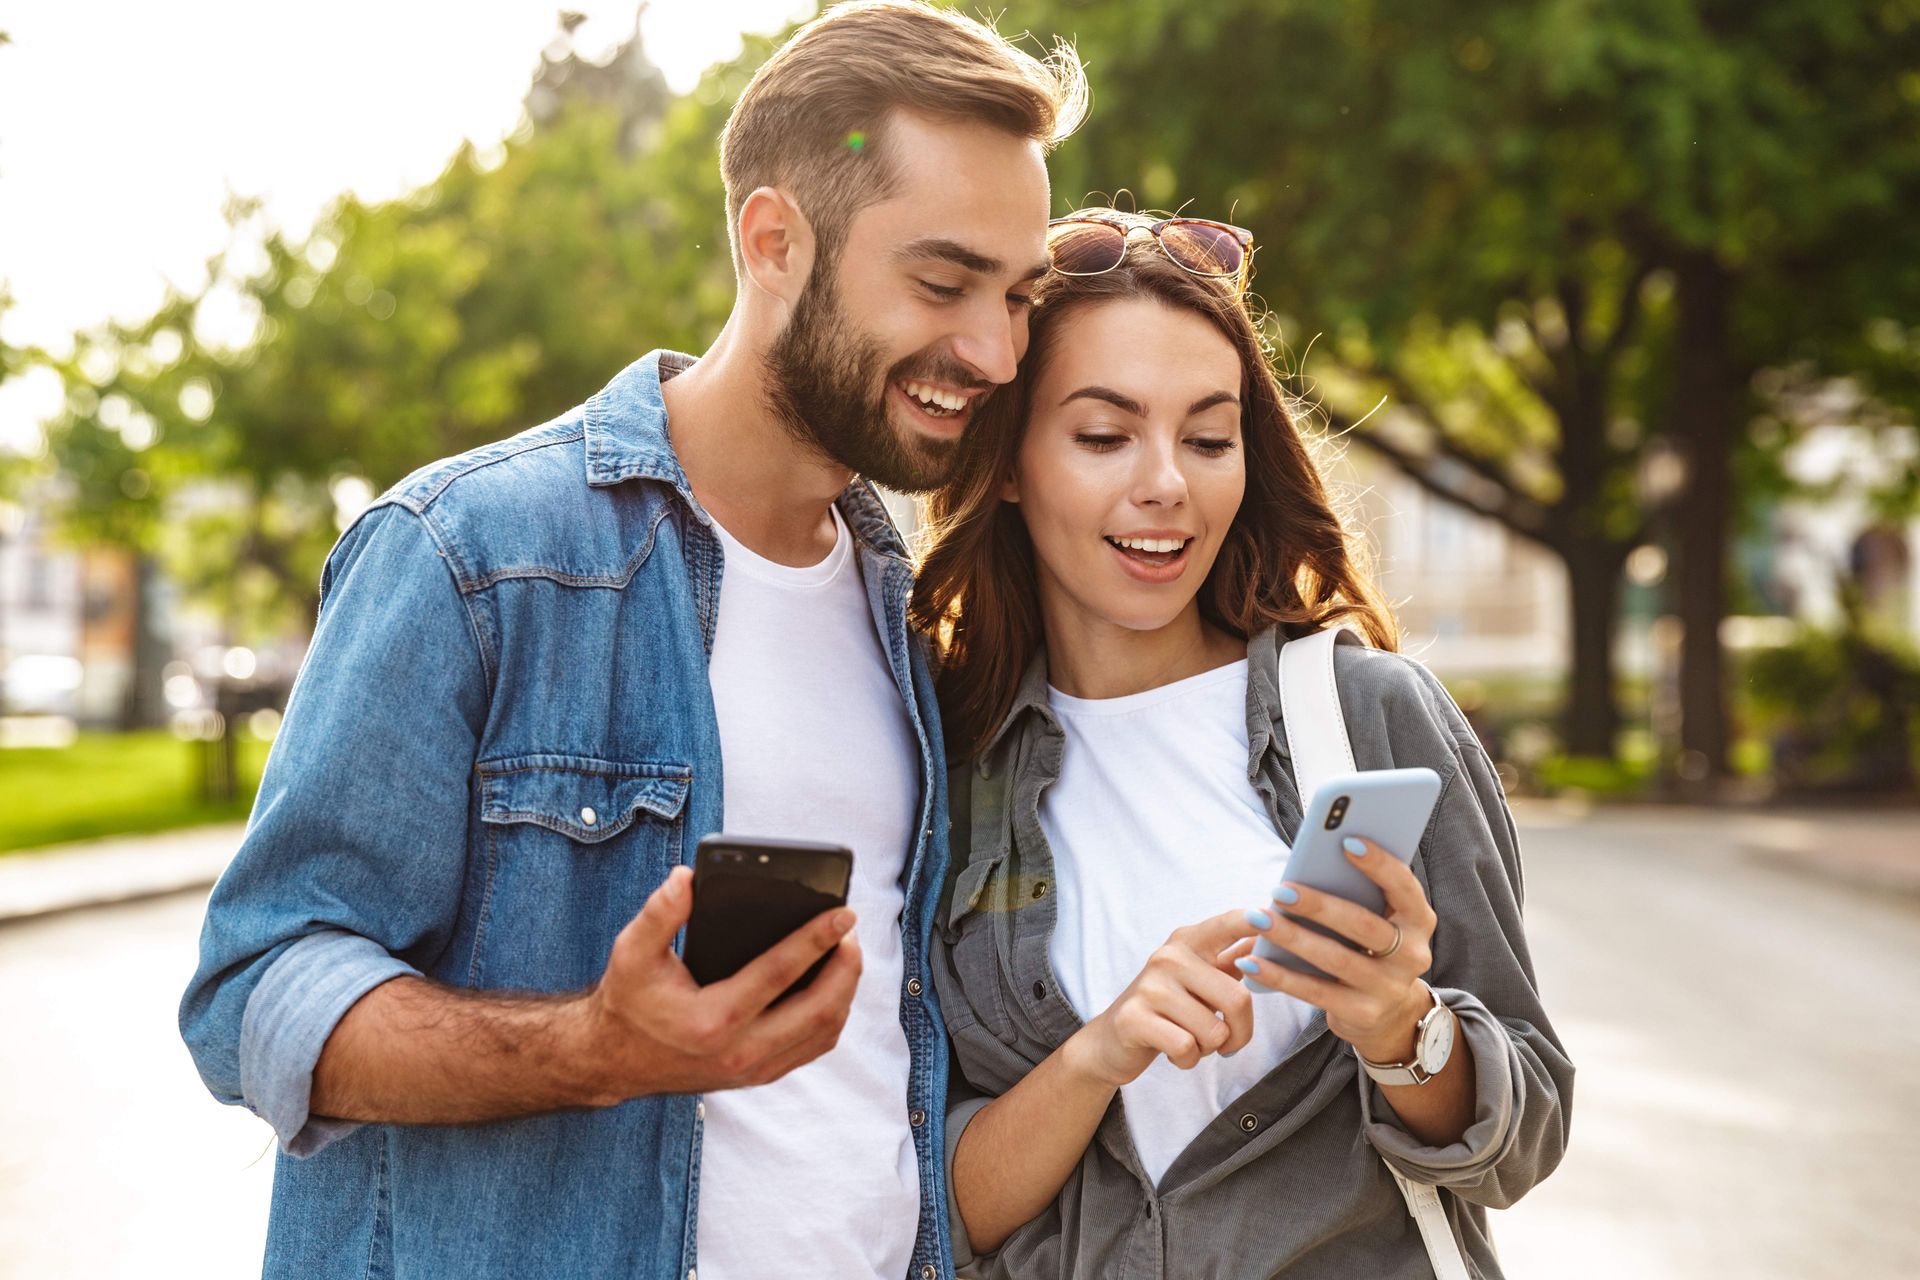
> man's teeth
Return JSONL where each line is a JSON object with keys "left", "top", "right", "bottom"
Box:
{"left": 903, "top": 380, "right": 966, "bottom": 412}
{"left": 1108, "top": 536, "right": 1189, "bottom": 554}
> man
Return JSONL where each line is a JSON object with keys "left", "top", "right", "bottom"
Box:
{"left": 179, "top": 5, "right": 1085, "bottom": 1276}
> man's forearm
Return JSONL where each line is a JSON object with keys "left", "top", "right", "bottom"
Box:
{"left": 310, "top": 975, "right": 626, "bottom": 1126}
{"left": 953, "top": 1029, "right": 1117, "bottom": 1256}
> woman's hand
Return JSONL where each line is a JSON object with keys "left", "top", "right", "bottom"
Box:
{"left": 1065, "top": 910, "right": 1263, "bottom": 1089}
{"left": 1236, "top": 836, "right": 1438, "bottom": 1064}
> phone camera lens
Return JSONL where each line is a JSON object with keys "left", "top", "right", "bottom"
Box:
{"left": 1325, "top": 797, "right": 1350, "bottom": 831}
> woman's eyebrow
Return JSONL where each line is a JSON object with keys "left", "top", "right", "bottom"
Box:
{"left": 1187, "top": 391, "right": 1240, "bottom": 414}
{"left": 1060, "top": 385, "right": 1146, "bottom": 415}
{"left": 1059, "top": 387, "right": 1240, "bottom": 417}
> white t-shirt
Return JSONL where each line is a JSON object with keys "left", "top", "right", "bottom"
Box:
{"left": 1041, "top": 659, "right": 1316, "bottom": 1187}
{"left": 695, "top": 505, "right": 921, "bottom": 1280}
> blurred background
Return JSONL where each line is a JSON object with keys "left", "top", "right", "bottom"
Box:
{"left": 1, "top": 2, "right": 1916, "bottom": 1277}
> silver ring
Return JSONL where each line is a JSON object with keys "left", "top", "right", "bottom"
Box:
{"left": 1367, "top": 923, "right": 1403, "bottom": 960}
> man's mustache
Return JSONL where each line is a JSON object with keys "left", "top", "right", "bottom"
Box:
{"left": 889, "top": 355, "right": 995, "bottom": 396}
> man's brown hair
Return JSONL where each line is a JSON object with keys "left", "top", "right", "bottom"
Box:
{"left": 719, "top": 1, "right": 1087, "bottom": 270}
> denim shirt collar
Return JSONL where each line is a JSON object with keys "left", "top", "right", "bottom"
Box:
{"left": 977, "top": 622, "right": 1295, "bottom": 780}
{"left": 583, "top": 348, "right": 912, "bottom": 565}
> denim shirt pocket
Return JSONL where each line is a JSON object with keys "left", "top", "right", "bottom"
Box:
{"left": 479, "top": 755, "right": 691, "bottom": 841}
{"left": 941, "top": 851, "right": 1018, "bottom": 1044}
{"left": 470, "top": 754, "right": 692, "bottom": 988}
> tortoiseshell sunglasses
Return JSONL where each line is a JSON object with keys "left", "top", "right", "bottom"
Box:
{"left": 1046, "top": 210, "right": 1255, "bottom": 293}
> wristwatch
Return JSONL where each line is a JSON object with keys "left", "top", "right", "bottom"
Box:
{"left": 1355, "top": 985, "right": 1454, "bottom": 1086}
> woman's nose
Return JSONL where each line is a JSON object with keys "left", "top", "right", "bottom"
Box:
{"left": 1131, "top": 442, "right": 1189, "bottom": 507}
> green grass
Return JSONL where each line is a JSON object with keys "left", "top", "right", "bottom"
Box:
{"left": 0, "top": 730, "right": 269, "bottom": 855}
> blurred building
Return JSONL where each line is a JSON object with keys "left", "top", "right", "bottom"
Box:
{"left": 0, "top": 502, "right": 166, "bottom": 726}
{"left": 1758, "top": 422, "right": 1920, "bottom": 638}
{"left": 1342, "top": 452, "right": 1570, "bottom": 677}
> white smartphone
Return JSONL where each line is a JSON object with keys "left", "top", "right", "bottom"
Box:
{"left": 1244, "top": 767, "right": 1442, "bottom": 989}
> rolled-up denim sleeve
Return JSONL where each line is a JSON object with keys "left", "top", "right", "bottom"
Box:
{"left": 178, "top": 501, "right": 488, "bottom": 1156}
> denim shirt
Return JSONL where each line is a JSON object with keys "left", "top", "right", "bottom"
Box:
{"left": 180, "top": 351, "right": 958, "bottom": 1280}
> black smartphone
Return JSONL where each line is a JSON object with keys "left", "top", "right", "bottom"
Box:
{"left": 682, "top": 834, "right": 854, "bottom": 1000}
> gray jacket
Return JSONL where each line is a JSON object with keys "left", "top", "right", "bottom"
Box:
{"left": 931, "top": 625, "right": 1573, "bottom": 1278}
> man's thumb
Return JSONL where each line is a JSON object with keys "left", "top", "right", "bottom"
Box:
{"left": 623, "top": 865, "right": 694, "bottom": 957}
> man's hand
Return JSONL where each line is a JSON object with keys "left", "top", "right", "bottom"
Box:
{"left": 583, "top": 865, "right": 864, "bottom": 1102}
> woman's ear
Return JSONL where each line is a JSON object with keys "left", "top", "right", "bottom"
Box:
{"left": 999, "top": 467, "right": 1021, "bottom": 504}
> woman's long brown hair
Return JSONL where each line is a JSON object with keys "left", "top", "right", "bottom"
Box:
{"left": 910, "top": 237, "right": 1400, "bottom": 764}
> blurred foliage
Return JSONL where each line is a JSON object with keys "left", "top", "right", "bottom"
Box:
{"left": 1017, "top": 0, "right": 1920, "bottom": 764}
{"left": 37, "top": 20, "right": 741, "bottom": 638}
{"left": 21, "top": 2, "right": 1920, "bottom": 781}
{"left": 1744, "top": 609, "right": 1920, "bottom": 793}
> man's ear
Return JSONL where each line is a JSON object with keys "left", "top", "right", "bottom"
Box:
{"left": 736, "top": 186, "right": 816, "bottom": 306}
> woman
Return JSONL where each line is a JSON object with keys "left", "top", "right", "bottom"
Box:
{"left": 911, "top": 209, "right": 1572, "bottom": 1278}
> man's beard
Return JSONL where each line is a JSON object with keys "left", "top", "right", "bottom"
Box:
{"left": 763, "top": 265, "right": 982, "bottom": 494}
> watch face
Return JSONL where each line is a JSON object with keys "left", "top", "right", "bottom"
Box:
{"left": 1418, "top": 1006, "right": 1454, "bottom": 1074}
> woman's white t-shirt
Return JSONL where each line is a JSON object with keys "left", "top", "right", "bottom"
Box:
{"left": 1041, "top": 659, "right": 1316, "bottom": 1187}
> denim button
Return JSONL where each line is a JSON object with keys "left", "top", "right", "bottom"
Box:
{"left": 906, "top": 977, "right": 923, "bottom": 996}
{"left": 696, "top": 1101, "right": 705, "bottom": 1121}
{"left": 579, "top": 807, "right": 597, "bottom": 827}
{"left": 1239, "top": 1113, "right": 1259, "bottom": 1133}
{"left": 921, "top": 1266, "right": 937, "bottom": 1280}
{"left": 1032, "top": 981, "right": 1045, "bottom": 1000}
{"left": 1032, "top": 881, "right": 1047, "bottom": 899}
{"left": 910, "top": 1109, "right": 926, "bottom": 1127}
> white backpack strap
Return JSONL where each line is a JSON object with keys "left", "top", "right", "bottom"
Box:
{"left": 1277, "top": 625, "right": 1358, "bottom": 807}
{"left": 1387, "top": 1167, "right": 1474, "bottom": 1280}
{"left": 1276, "top": 626, "right": 1474, "bottom": 1280}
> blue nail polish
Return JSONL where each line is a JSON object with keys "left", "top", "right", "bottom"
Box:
{"left": 1244, "top": 908, "right": 1273, "bottom": 930}
{"left": 1343, "top": 837, "right": 1368, "bottom": 857}
{"left": 1272, "top": 885, "right": 1300, "bottom": 905}
{"left": 1234, "top": 957, "right": 1260, "bottom": 975}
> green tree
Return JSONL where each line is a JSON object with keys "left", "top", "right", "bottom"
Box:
{"left": 42, "top": 13, "right": 736, "bottom": 642}
{"left": 1021, "top": 0, "right": 1920, "bottom": 782}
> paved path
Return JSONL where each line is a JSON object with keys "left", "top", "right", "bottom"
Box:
{"left": 1491, "top": 805, "right": 1920, "bottom": 1279}
{"left": 0, "top": 889, "right": 271, "bottom": 1280}
{"left": 1, "top": 807, "right": 1916, "bottom": 1277}
{"left": 0, "top": 824, "right": 244, "bottom": 922}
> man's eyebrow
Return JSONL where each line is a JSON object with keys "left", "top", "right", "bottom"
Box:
{"left": 894, "top": 237, "right": 1047, "bottom": 282}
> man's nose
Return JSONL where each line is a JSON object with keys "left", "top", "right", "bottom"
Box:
{"left": 949, "top": 301, "right": 1021, "bottom": 386}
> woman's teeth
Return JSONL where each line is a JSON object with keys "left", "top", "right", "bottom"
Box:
{"left": 1107, "top": 536, "right": 1189, "bottom": 554}
{"left": 902, "top": 380, "right": 965, "bottom": 417}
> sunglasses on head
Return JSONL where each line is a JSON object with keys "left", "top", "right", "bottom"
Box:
{"left": 1046, "top": 211, "right": 1255, "bottom": 292}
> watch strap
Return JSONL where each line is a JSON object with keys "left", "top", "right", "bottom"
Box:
{"left": 1355, "top": 986, "right": 1445, "bottom": 1086}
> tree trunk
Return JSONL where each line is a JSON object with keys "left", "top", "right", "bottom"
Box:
{"left": 117, "top": 553, "right": 170, "bottom": 730}
{"left": 1562, "top": 537, "right": 1625, "bottom": 756}
{"left": 1670, "top": 252, "right": 1737, "bottom": 792}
